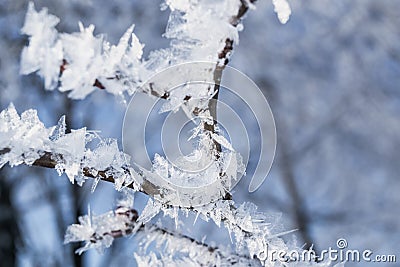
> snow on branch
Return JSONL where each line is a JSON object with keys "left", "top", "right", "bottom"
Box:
{"left": 65, "top": 192, "right": 139, "bottom": 254}
{"left": 0, "top": 103, "right": 282, "bottom": 263}
{"left": 20, "top": 2, "right": 145, "bottom": 99}
{"left": 19, "top": 0, "right": 290, "bottom": 101}
{"left": 0, "top": 104, "right": 236, "bottom": 208}
{"left": 65, "top": 194, "right": 335, "bottom": 266}
{"left": 138, "top": 198, "right": 295, "bottom": 265}
{"left": 133, "top": 224, "right": 258, "bottom": 266}
{"left": 0, "top": 104, "right": 140, "bottom": 191}
{"left": 65, "top": 193, "right": 258, "bottom": 266}
{"left": 0, "top": 104, "right": 238, "bottom": 207}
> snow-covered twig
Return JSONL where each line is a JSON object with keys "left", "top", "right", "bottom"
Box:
{"left": 65, "top": 196, "right": 259, "bottom": 266}
{"left": 0, "top": 103, "right": 141, "bottom": 191}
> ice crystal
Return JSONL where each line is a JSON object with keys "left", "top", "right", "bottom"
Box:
{"left": 20, "top": 2, "right": 145, "bottom": 100}
{"left": 211, "top": 133, "right": 234, "bottom": 151}
{"left": 49, "top": 115, "right": 66, "bottom": 141}
{"left": 139, "top": 132, "right": 244, "bottom": 207}
{"left": 20, "top": 2, "right": 63, "bottom": 90}
{"left": 272, "top": 0, "right": 292, "bottom": 24}
{"left": 100, "top": 25, "right": 144, "bottom": 96}
{"left": 133, "top": 223, "right": 259, "bottom": 266}
{"left": 59, "top": 23, "right": 103, "bottom": 99}
{"left": 138, "top": 198, "right": 163, "bottom": 224}
{"left": 0, "top": 105, "right": 139, "bottom": 190}
{"left": 0, "top": 104, "right": 51, "bottom": 167}
{"left": 64, "top": 202, "right": 138, "bottom": 254}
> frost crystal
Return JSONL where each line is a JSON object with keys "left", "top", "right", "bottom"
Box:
{"left": 211, "top": 133, "right": 234, "bottom": 151}
{"left": 20, "top": 2, "right": 63, "bottom": 90}
{"left": 59, "top": 23, "right": 103, "bottom": 99}
{"left": 20, "top": 2, "right": 145, "bottom": 100}
{"left": 64, "top": 200, "right": 138, "bottom": 254}
{"left": 272, "top": 0, "right": 292, "bottom": 24}
{"left": 0, "top": 104, "right": 51, "bottom": 167}
{"left": 49, "top": 115, "right": 66, "bottom": 141}
{"left": 100, "top": 25, "right": 144, "bottom": 96}
{"left": 138, "top": 198, "right": 163, "bottom": 224}
{"left": 134, "top": 223, "right": 259, "bottom": 266}
{"left": 146, "top": 0, "right": 241, "bottom": 72}
{"left": 138, "top": 131, "right": 245, "bottom": 207}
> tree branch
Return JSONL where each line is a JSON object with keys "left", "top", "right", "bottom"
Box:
{"left": 0, "top": 148, "right": 11, "bottom": 156}
{"left": 31, "top": 151, "right": 159, "bottom": 195}
{"left": 205, "top": 0, "right": 257, "bottom": 152}
{"left": 67, "top": 205, "right": 257, "bottom": 266}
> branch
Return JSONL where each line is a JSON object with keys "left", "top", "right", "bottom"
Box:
{"left": 206, "top": 0, "right": 256, "bottom": 153}
{"left": 59, "top": 59, "right": 170, "bottom": 99}
{"left": 0, "top": 103, "right": 233, "bottom": 208}
{"left": 43, "top": 152, "right": 139, "bottom": 190}
{"left": 0, "top": 148, "right": 11, "bottom": 156}
{"left": 65, "top": 204, "right": 258, "bottom": 266}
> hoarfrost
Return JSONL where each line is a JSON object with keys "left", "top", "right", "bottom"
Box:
{"left": 272, "top": 0, "right": 292, "bottom": 24}
{"left": 49, "top": 115, "right": 66, "bottom": 141}
{"left": 20, "top": 2, "right": 144, "bottom": 100}
{"left": 211, "top": 133, "right": 234, "bottom": 151}
{"left": 0, "top": 105, "right": 139, "bottom": 190}
{"left": 64, "top": 202, "right": 138, "bottom": 254}
{"left": 134, "top": 223, "right": 259, "bottom": 266}
{"left": 59, "top": 23, "right": 103, "bottom": 99}
{"left": 20, "top": 2, "right": 63, "bottom": 90}
{"left": 138, "top": 198, "right": 163, "bottom": 224}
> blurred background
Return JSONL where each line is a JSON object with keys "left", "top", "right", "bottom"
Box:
{"left": 0, "top": 0, "right": 399, "bottom": 266}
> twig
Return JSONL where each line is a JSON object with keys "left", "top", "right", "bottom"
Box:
{"left": 206, "top": 0, "right": 257, "bottom": 153}
{"left": 59, "top": 60, "right": 170, "bottom": 98}
{"left": 83, "top": 206, "right": 256, "bottom": 265}
{"left": 31, "top": 151, "right": 159, "bottom": 195}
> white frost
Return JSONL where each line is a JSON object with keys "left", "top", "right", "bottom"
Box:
{"left": 64, "top": 203, "right": 137, "bottom": 254}
{"left": 272, "top": 0, "right": 292, "bottom": 24}
{"left": 20, "top": 2, "right": 63, "bottom": 90}
{"left": 0, "top": 105, "right": 139, "bottom": 190}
